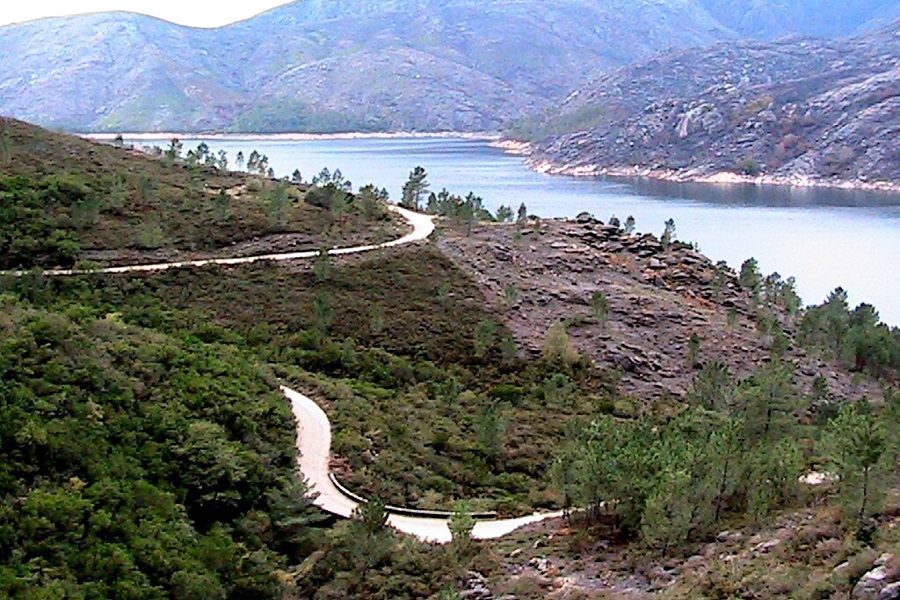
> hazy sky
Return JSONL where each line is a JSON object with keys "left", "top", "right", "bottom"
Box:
{"left": 0, "top": 1, "right": 293, "bottom": 28}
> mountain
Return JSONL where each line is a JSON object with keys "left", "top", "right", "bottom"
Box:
{"left": 2, "top": 0, "right": 896, "bottom": 134}
{"left": 697, "top": 0, "right": 900, "bottom": 39}
{"left": 3, "top": 0, "right": 731, "bottom": 132}
{"left": 519, "top": 21, "right": 900, "bottom": 189}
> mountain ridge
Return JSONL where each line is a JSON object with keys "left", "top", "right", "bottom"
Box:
{"left": 0, "top": 0, "right": 841, "bottom": 133}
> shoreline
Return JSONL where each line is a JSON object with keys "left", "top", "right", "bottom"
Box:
{"left": 85, "top": 131, "right": 501, "bottom": 142}
{"left": 86, "top": 130, "right": 899, "bottom": 194}
{"left": 490, "top": 140, "right": 900, "bottom": 194}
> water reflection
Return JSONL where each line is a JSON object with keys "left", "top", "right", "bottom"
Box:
{"left": 617, "top": 176, "right": 900, "bottom": 210}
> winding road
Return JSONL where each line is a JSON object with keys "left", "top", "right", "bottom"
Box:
{"left": 284, "top": 386, "right": 563, "bottom": 543}
{"left": 17, "top": 205, "right": 435, "bottom": 276}
{"left": 12, "top": 204, "right": 564, "bottom": 543}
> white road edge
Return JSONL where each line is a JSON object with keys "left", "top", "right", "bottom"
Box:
{"left": 284, "top": 386, "right": 564, "bottom": 544}
{"left": 13, "top": 205, "right": 436, "bottom": 276}
{"left": 11, "top": 203, "right": 563, "bottom": 543}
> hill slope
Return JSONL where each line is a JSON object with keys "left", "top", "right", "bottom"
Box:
{"left": 697, "top": 0, "right": 900, "bottom": 39}
{"left": 2, "top": 1, "right": 898, "bottom": 133}
{"left": 519, "top": 22, "right": 900, "bottom": 189}
{"left": 3, "top": 0, "right": 730, "bottom": 132}
{"left": 0, "top": 118, "right": 399, "bottom": 268}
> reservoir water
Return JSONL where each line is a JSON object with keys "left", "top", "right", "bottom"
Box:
{"left": 125, "top": 136, "right": 900, "bottom": 325}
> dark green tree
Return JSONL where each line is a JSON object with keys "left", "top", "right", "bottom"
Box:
{"left": 661, "top": 218, "right": 676, "bottom": 249}
{"left": 823, "top": 401, "right": 892, "bottom": 526}
{"left": 164, "top": 137, "right": 183, "bottom": 160}
{"left": 591, "top": 290, "right": 610, "bottom": 327}
{"left": 686, "top": 333, "right": 701, "bottom": 368}
{"left": 516, "top": 203, "right": 528, "bottom": 224}
{"left": 739, "top": 258, "right": 762, "bottom": 295}
{"left": 400, "top": 166, "right": 429, "bottom": 210}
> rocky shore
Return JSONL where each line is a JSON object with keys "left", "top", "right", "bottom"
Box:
{"left": 524, "top": 154, "right": 900, "bottom": 194}
{"left": 511, "top": 22, "right": 900, "bottom": 195}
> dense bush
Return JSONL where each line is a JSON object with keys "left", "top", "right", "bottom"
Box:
{"left": 0, "top": 176, "right": 82, "bottom": 268}
{"left": 0, "top": 296, "right": 322, "bottom": 598}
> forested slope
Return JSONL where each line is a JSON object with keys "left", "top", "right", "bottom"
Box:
{"left": 0, "top": 296, "right": 321, "bottom": 597}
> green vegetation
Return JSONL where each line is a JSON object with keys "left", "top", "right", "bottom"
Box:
{"left": 661, "top": 218, "right": 676, "bottom": 249}
{"left": 230, "top": 98, "right": 388, "bottom": 134}
{"left": 5, "top": 249, "right": 626, "bottom": 514}
{"left": 505, "top": 103, "right": 608, "bottom": 142}
{"left": 0, "top": 295, "right": 323, "bottom": 597}
{"left": 590, "top": 291, "right": 610, "bottom": 327}
{"left": 553, "top": 367, "right": 897, "bottom": 551}
{"left": 0, "top": 176, "right": 83, "bottom": 268}
{"left": 0, "top": 255, "right": 510, "bottom": 598}
{"left": 738, "top": 156, "right": 762, "bottom": 176}
{"left": 800, "top": 288, "right": 900, "bottom": 379}
{"left": 400, "top": 166, "right": 430, "bottom": 211}
{"left": 0, "top": 120, "right": 395, "bottom": 269}
{"left": 735, "top": 257, "right": 897, "bottom": 380}
{"left": 3, "top": 123, "right": 898, "bottom": 598}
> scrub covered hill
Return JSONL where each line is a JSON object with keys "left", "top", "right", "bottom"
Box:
{"left": 0, "top": 296, "right": 323, "bottom": 598}
{"left": 0, "top": 118, "right": 399, "bottom": 269}
{"left": 1, "top": 122, "right": 898, "bottom": 599}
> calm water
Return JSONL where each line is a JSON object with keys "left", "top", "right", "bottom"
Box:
{"left": 127, "top": 136, "right": 900, "bottom": 325}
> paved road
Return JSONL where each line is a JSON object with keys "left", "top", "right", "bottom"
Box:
{"left": 13, "top": 205, "right": 435, "bottom": 276}
{"left": 284, "top": 386, "right": 564, "bottom": 544}
{"left": 11, "top": 203, "right": 562, "bottom": 542}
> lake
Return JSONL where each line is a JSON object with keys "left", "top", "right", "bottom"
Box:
{"left": 125, "top": 135, "right": 900, "bottom": 325}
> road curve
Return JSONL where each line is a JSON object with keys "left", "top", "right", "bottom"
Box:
{"left": 284, "top": 386, "right": 564, "bottom": 544}
{"left": 9, "top": 203, "right": 561, "bottom": 542}
{"left": 14, "top": 205, "right": 435, "bottom": 276}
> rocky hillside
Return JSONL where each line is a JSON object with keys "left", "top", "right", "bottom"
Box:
{"left": 438, "top": 215, "right": 883, "bottom": 401}
{"left": 520, "top": 21, "right": 900, "bottom": 189}
{"left": 0, "top": 0, "right": 730, "bottom": 132}
{"left": 697, "top": 0, "right": 900, "bottom": 39}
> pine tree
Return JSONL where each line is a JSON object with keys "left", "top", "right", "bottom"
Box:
{"left": 823, "top": 401, "right": 891, "bottom": 526}
{"left": 591, "top": 291, "right": 610, "bottom": 327}
{"left": 739, "top": 258, "right": 763, "bottom": 295}
{"left": 400, "top": 166, "right": 429, "bottom": 210}
{"left": 661, "top": 218, "right": 676, "bottom": 249}
{"left": 448, "top": 501, "right": 476, "bottom": 561}
{"left": 495, "top": 205, "right": 514, "bottom": 223}
{"left": 516, "top": 203, "right": 528, "bottom": 224}
{"left": 164, "top": 138, "right": 183, "bottom": 160}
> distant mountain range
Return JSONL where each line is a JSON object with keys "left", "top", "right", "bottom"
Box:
{"left": 694, "top": 0, "right": 899, "bottom": 39}
{"left": 520, "top": 22, "right": 900, "bottom": 189}
{"left": 0, "top": 0, "right": 895, "bottom": 133}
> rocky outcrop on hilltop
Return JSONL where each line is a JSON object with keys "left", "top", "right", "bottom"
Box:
{"left": 438, "top": 216, "right": 882, "bottom": 401}
{"left": 523, "top": 22, "right": 900, "bottom": 190}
